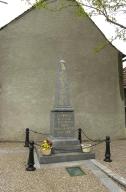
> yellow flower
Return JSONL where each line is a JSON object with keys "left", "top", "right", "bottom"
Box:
{"left": 40, "top": 139, "right": 52, "bottom": 150}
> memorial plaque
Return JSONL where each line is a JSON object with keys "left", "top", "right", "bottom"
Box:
{"left": 66, "top": 167, "right": 86, "bottom": 176}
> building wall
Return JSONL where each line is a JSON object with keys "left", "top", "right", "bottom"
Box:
{"left": 0, "top": 2, "right": 125, "bottom": 141}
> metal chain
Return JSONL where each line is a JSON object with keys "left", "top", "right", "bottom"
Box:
{"left": 29, "top": 128, "right": 105, "bottom": 148}
{"left": 29, "top": 129, "right": 49, "bottom": 136}
{"left": 83, "top": 140, "right": 105, "bottom": 148}
{"left": 81, "top": 129, "right": 98, "bottom": 142}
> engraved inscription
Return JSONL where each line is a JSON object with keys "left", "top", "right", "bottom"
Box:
{"left": 55, "top": 112, "right": 73, "bottom": 129}
{"left": 51, "top": 111, "right": 74, "bottom": 137}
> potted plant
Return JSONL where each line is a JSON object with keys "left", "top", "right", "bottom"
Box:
{"left": 81, "top": 143, "right": 92, "bottom": 153}
{"left": 40, "top": 139, "right": 52, "bottom": 155}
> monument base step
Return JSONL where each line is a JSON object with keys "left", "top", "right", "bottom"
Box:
{"left": 49, "top": 137, "right": 80, "bottom": 145}
{"left": 35, "top": 147, "right": 95, "bottom": 164}
{"left": 52, "top": 145, "right": 82, "bottom": 153}
{"left": 49, "top": 137, "right": 82, "bottom": 153}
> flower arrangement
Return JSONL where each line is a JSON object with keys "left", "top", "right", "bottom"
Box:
{"left": 40, "top": 139, "right": 52, "bottom": 154}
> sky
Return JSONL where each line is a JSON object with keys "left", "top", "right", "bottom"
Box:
{"left": 0, "top": 0, "right": 126, "bottom": 66}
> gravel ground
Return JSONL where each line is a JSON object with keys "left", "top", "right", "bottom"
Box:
{"left": 0, "top": 140, "right": 126, "bottom": 192}
{"left": 94, "top": 139, "right": 126, "bottom": 179}
{"left": 0, "top": 142, "right": 109, "bottom": 192}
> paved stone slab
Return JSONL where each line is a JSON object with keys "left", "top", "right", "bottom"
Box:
{"left": 34, "top": 149, "right": 41, "bottom": 169}
{"left": 83, "top": 160, "right": 125, "bottom": 192}
{"left": 91, "top": 159, "right": 126, "bottom": 188}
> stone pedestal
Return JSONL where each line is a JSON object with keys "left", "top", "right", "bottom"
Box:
{"left": 50, "top": 107, "right": 81, "bottom": 153}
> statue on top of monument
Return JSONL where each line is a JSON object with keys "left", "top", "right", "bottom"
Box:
{"left": 54, "top": 60, "right": 72, "bottom": 110}
{"left": 60, "top": 60, "right": 66, "bottom": 71}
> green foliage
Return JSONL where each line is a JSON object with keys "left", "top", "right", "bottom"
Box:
{"left": 92, "top": 0, "right": 104, "bottom": 9}
{"left": 76, "top": 5, "right": 88, "bottom": 17}
{"left": 34, "top": 0, "right": 47, "bottom": 9}
{"left": 94, "top": 41, "right": 108, "bottom": 52}
{"left": 81, "top": 0, "right": 126, "bottom": 40}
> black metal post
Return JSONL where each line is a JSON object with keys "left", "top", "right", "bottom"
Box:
{"left": 104, "top": 136, "right": 112, "bottom": 162}
{"left": 26, "top": 141, "right": 36, "bottom": 171}
{"left": 24, "top": 128, "right": 29, "bottom": 147}
{"left": 78, "top": 128, "right": 82, "bottom": 144}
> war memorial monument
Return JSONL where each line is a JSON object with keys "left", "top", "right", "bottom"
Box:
{"left": 36, "top": 60, "right": 95, "bottom": 164}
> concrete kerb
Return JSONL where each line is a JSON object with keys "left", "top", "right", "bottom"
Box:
{"left": 34, "top": 149, "right": 41, "bottom": 169}
{"left": 91, "top": 159, "right": 126, "bottom": 188}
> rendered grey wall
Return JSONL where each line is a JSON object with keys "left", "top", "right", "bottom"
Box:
{"left": 0, "top": 2, "right": 125, "bottom": 140}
